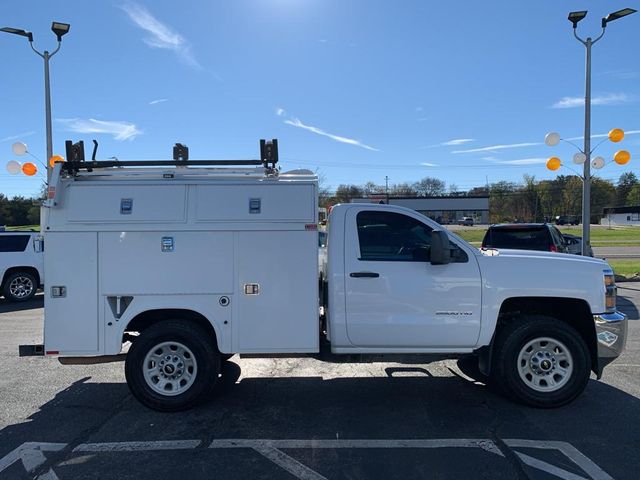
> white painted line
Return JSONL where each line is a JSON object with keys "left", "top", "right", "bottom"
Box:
{"left": 37, "top": 469, "right": 61, "bottom": 480}
{"left": 209, "top": 438, "right": 503, "bottom": 456}
{"left": 73, "top": 440, "right": 201, "bottom": 452}
{"left": 253, "top": 446, "right": 328, "bottom": 480}
{"left": 503, "top": 439, "right": 613, "bottom": 480}
{"left": 0, "top": 442, "right": 66, "bottom": 475}
{"left": 516, "top": 452, "right": 589, "bottom": 480}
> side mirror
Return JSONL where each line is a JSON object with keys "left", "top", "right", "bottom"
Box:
{"left": 430, "top": 230, "right": 450, "bottom": 265}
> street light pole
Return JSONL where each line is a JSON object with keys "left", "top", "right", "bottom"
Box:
{"left": 1, "top": 22, "right": 70, "bottom": 184}
{"left": 568, "top": 8, "right": 636, "bottom": 255}
{"left": 581, "top": 36, "right": 592, "bottom": 255}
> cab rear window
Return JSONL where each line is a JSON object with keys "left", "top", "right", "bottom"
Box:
{"left": 483, "top": 228, "right": 549, "bottom": 250}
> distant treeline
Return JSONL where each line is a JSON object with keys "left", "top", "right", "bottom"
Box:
{"left": 321, "top": 172, "right": 640, "bottom": 224}
{"left": 0, "top": 194, "right": 42, "bottom": 227}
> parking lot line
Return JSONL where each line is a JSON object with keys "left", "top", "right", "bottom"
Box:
{"left": 208, "top": 438, "right": 504, "bottom": 455}
{"left": 253, "top": 446, "right": 329, "bottom": 480}
{"left": 515, "top": 452, "right": 589, "bottom": 480}
{"left": 503, "top": 439, "right": 613, "bottom": 480}
{"left": 73, "top": 440, "right": 202, "bottom": 452}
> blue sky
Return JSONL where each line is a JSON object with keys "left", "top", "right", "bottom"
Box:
{"left": 1, "top": 0, "right": 639, "bottom": 197}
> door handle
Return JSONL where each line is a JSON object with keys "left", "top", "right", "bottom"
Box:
{"left": 350, "top": 271, "right": 380, "bottom": 278}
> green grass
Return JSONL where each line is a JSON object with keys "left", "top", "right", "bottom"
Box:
{"left": 5, "top": 225, "right": 39, "bottom": 231}
{"left": 453, "top": 225, "right": 640, "bottom": 247}
{"left": 607, "top": 260, "right": 640, "bottom": 278}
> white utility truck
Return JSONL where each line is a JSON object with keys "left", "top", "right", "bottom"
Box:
{"left": 21, "top": 139, "right": 627, "bottom": 411}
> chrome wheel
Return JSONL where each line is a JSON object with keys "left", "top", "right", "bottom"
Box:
{"left": 517, "top": 337, "right": 574, "bottom": 393}
{"left": 9, "top": 276, "right": 34, "bottom": 299}
{"left": 143, "top": 341, "right": 198, "bottom": 396}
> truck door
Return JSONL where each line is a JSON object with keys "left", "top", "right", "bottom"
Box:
{"left": 344, "top": 207, "right": 481, "bottom": 348}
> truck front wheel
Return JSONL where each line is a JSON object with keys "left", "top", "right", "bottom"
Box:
{"left": 492, "top": 316, "right": 590, "bottom": 408}
{"left": 125, "top": 320, "right": 220, "bottom": 411}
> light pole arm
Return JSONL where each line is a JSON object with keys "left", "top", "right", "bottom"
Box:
{"left": 591, "top": 27, "right": 606, "bottom": 45}
{"left": 572, "top": 28, "right": 587, "bottom": 46}
{"left": 28, "top": 40, "right": 61, "bottom": 58}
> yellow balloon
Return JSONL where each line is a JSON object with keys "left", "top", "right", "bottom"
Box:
{"left": 614, "top": 150, "right": 631, "bottom": 165}
{"left": 608, "top": 128, "right": 624, "bottom": 143}
{"left": 49, "top": 155, "right": 65, "bottom": 168}
{"left": 546, "top": 157, "right": 561, "bottom": 171}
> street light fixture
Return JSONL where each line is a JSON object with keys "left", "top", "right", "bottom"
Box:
{"left": 552, "top": 8, "right": 636, "bottom": 255}
{"left": 51, "top": 22, "right": 70, "bottom": 42}
{"left": 602, "top": 8, "right": 637, "bottom": 27}
{"left": 0, "top": 27, "right": 33, "bottom": 42}
{"left": 568, "top": 11, "right": 588, "bottom": 28}
{"left": 1, "top": 21, "right": 70, "bottom": 184}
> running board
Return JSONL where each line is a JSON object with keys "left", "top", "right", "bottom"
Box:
{"left": 58, "top": 354, "right": 126, "bottom": 365}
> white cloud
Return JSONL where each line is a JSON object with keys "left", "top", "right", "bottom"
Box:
{"left": 283, "top": 117, "right": 379, "bottom": 151}
{"left": 276, "top": 107, "right": 285, "bottom": 116}
{"left": 442, "top": 138, "right": 475, "bottom": 146}
{"left": 120, "top": 3, "right": 200, "bottom": 69}
{"left": 483, "top": 156, "right": 547, "bottom": 165}
{"left": 420, "top": 162, "right": 438, "bottom": 167}
{"left": 57, "top": 118, "right": 142, "bottom": 141}
{"left": 149, "top": 98, "right": 168, "bottom": 105}
{"left": 0, "top": 131, "right": 36, "bottom": 142}
{"left": 452, "top": 142, "right": 540, "bottom": 154}
{"left": 551, "top": 93, "right": 632, "bottom": 109}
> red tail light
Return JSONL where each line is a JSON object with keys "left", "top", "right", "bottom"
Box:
{"left": 550, "top": 245, "right": 557, "bottom": 252}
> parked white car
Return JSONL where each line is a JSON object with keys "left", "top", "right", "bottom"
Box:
{"left": 0, "top": 232, "right": 44, "bottom": 302}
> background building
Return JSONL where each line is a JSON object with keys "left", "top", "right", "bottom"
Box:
{"left": 601, "top": 206, "right": 640, "bottom": 226}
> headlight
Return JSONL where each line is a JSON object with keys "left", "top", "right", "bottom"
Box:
{"left": 604, "top": 272, "right": 616, "bottom": 312}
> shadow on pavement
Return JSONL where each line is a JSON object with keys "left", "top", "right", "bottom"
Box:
{"left": 1, "top": 358, "right": 639, "bottom": 480}
{"left": 0, "top": 293, "right": 43, "bottom": 314}
{"left": 617, "top": 295, "right": 639, "bottom": 320}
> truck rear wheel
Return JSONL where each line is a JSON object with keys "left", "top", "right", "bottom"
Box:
{"left": 125, "top": 320, "right": 220, "bottom": 411}
{"left": 492, "top": 315, "right": 590, "bottom": 408}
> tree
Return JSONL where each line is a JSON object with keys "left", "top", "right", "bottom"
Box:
{"left": 390, "top": 182, "right": 417, "bottom": 196}
{"left": 413, "top": 177, "right": 445, "bottom": 196}
{"left": 616, "top": 172, "right": 638, "bottom": 206}
{"left": 334, "top": 184, "right": 364, "bottom": 204}
{"left": 627, "top": 184, "right": 640, "bottom": 205}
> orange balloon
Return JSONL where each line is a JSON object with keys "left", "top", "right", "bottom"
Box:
{"left": 22, "top": 162, "right": 37, "bottom": 176}
{"left": 546, "top": 157, "right": 561, "bottom": 171}
{"left": 49, "top": 155, "right": 65, "bottom": 168}
{"left": 608, "top": 128, "right": 624, "bottom": 143}
{"left": 614, "top": 150, "right": 631, "bottom": 165}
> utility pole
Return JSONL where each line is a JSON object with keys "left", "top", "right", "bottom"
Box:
{"left": 385, "top": 176, "right": 389, "bottom": 204}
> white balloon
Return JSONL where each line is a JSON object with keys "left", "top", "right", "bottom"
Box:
{"left": 6, "top": 160, "right": 21, "bottom": 175}
{"left": 592, "top": 156, "right": 605, "bottom": 169}
{"left": 573, "top": 152, "right": 587, "bottom": 164}
{"left": 545, "top": 132, "right": 561, "bottom": 147}
{"left": 11, "top": 142, "right": 27, "bottom": 156}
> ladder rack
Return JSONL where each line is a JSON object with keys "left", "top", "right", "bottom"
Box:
{"left": 61, "top": 138, "right": 279, "bottom": 174}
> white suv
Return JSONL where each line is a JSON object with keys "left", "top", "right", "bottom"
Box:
{"left": 0, "top": 232, "right": 44, "bottom": 302}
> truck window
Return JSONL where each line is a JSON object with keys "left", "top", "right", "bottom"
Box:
{"left": 356, "top": 211, "right": 432, "bottom": 261}
{"left": 0, "top": 235, "right": 30, "bottom": 252}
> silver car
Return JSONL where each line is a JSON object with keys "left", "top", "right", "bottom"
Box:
{"left": 562, "top": 233, "right": 594, "bottom": 257}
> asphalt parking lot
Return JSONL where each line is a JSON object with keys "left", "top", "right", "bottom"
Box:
{"left": 1, "top": 287, "right": 639, "bottom": 480}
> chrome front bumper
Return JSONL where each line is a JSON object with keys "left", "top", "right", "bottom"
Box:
{"left": 594, "top": 311, "right": 628, "bottom": 378}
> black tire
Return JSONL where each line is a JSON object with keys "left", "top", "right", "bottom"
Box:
{"left": 491, "top": 315, "right": 591, "bottom": 408}
{"left": 2, "top": 270, "right": 37, "bottom": 302}
{"left": 125, "top": 320, "right": 220, "bottom": 412}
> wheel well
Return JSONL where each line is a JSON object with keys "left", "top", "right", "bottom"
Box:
{"left": 124, "top": 309, "right": 219, "bottom": 350}
{"left": 496, "top": 297, "right": 597, "bottom": 373}
{"left": 2, "top": 267, "right": 41, "bottom": 288}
